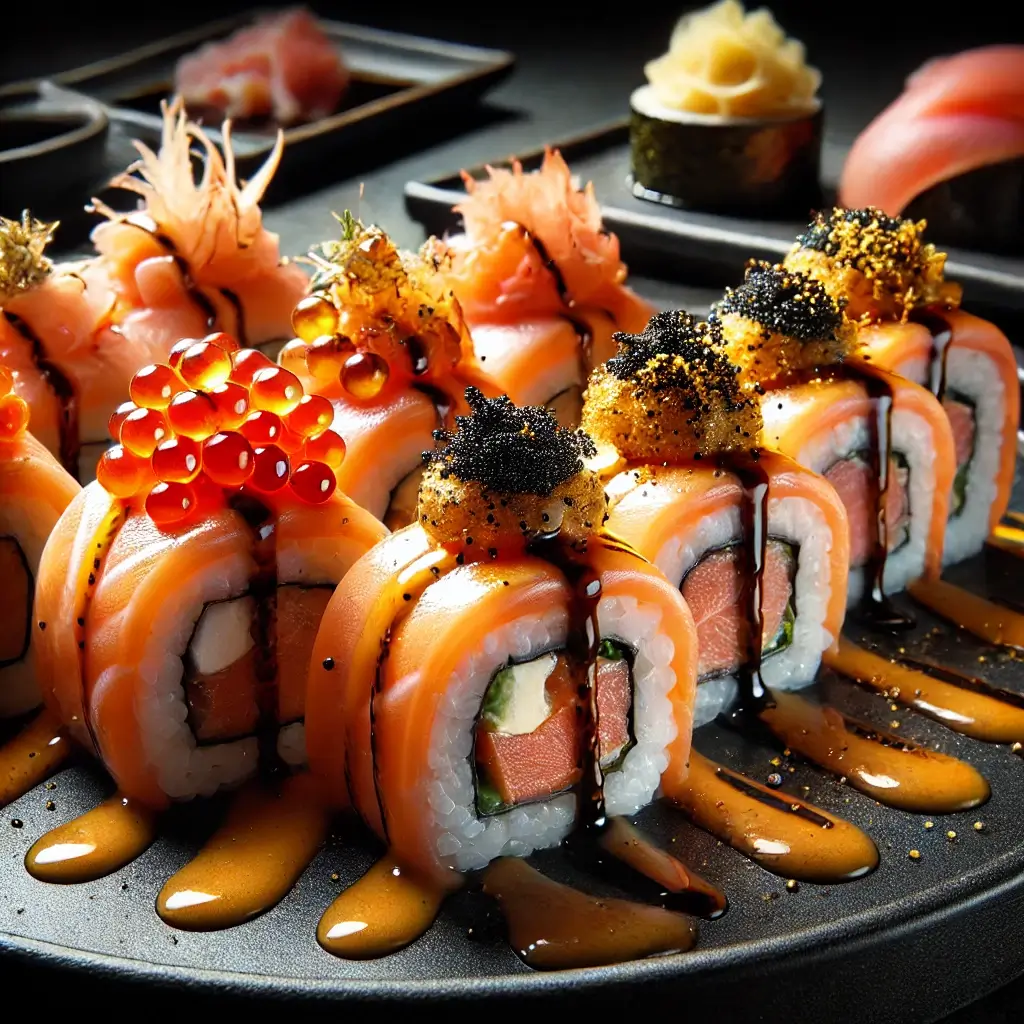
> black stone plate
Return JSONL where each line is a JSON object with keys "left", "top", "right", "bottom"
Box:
{"left": 2, "top": 320, "right": 1024, "bottom": 1017}
{"left": 403, "top": 122, "right": 1024, "bottom": 319}
{"left": 12, "top": 9, "right": 513, "bottom": 179}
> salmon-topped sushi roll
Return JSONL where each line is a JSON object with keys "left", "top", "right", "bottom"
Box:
{"left": 433, "top": 149, "right": 654, "bottom": 427}
{"left": 582, "top": 312, "right": 849, "bottom": 724}
{"left": 306, "top": 389, "right": 698, "bottom": 883}
{"left": 278, "top": 217, "right": 500, "bottom": 531}
{"left": 32, "top": 333, "right": 385, "bottom": 808}
{"left": 0, "top": 213, "right": 165, "bottom": 483}
{"left": 785, "top": 207, "right": 1018, "bottom": 564}
{"left": 83, "top": 99, "right": 309, "bottom": 360}
{"left": 712, "top": 262, "right": 956, "bottom": 614}
{"left": 0, "top": 364, "right": 80, "bottom": 717}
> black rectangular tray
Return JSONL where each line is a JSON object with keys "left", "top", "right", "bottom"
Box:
{"left": 38, "top": 10, "right": 514, "bottom": 174}
{"left": 404, "top": 121, "right": 1024, "bottom": 317}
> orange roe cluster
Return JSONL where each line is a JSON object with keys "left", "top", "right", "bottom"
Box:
{"left": 280, "top": 213, "right": 468, "bottom": 400}
{"left": 96, "top": 332, "right": 346, "bottom": 528}
{"left": 0, "top": 364, "right": 30, "bottom": 440}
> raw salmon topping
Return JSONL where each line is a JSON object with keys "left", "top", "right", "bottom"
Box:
{"left": 825, "top": 454, "right": 910, "bottom": 567}
{"left": 95, "top": 333, "right": 346, "bottom": 526}
{"left": 784, "top": 207, "right": 961, "bottom": 322}
{"left": 582, "top": 310, "right": 761, "bottom": 459}
{"left": 444, "top": 148, "right": 627, "bottom": 319}
{"left": 174, "top": 8, "right": 349, "bottom": 125}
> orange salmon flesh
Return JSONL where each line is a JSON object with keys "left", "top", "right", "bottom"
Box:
{"left": 474, "top": 650, "right": 633, "bottom": 811}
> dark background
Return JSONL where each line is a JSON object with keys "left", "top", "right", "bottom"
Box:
{"left": 1, "top": 2, "right": 1022, "bottom": 1019}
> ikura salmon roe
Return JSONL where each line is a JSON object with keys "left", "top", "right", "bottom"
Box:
{"left": 251, "top": 444, "right": 290, "bottom": 492}
{"left": 229, "top": 348, "right": 275, "bottom": 387}
{"left": 209, "top": 381, "right": 249, "bottom": 430}
{"left": 167, "top": 390, "right": 220, "bottom": 440}
{"left": 277, "top": 339, "right": 310, "bottom": 377}
{"left": 302, "top": 429, "right": 346, "bottom": 468}
{"left": 201, "top": 331, "right": 240, "bottom": 354}
{"left": 290, "top": 460, "right": 337, "bottom": 504}
{"left": 97, "top": 444, "right": 148, "bottom": 498}
{"left": 168, "top": 338, "right": 199, "bottom": 372}
{"left": 203, "top": 431, "right": 254, "bottom": 487}
{"left": 152, "top": 436, "right": 202, "bottom": 483}
{"left": 0, "top": 365, "right": 12, "bottom": 395}
{"left": 146, "top": 481, "right": 196, "bottom": 526}
{"left": 0, "top": 393, "right": 29, "bottom": 438}
{"left": 120, "top": 407, "right": 169, "bottom": 458}
{"left": 240, "top": 410, "right": 283, "bottom": 446}
{"left": 341, "top": 352, "right": 389, "bottom": 400}
{"left": 276, "top": 423, "right": 306, "bottom": 454}
{"left": 306, "top": 334, "right": 354, "bottom": 383}
{"left": 108, "top": 401, "right": 138, "bottom": 441}
{"left": 286, "top": 394, "right": 334, "bottom": 437}
{"left": 250, "top": 366, "right": 302, "bottom": 415}
{"left": 129, "top": 364, "right": 182, "bottom": 411}
{"left": 291, "top": 294, "right": 339, "bottom": 343}
{"left": 178, "top": 340, "right": 233, "bottom": 390}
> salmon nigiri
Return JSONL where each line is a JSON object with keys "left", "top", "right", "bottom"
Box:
{"left": 83, "top": 98, "right": 309, "bottom": 358}
{"left": 0, "top": 213, "right": 164, "bottom": 482}
{"left": 0, "top": 361, "right": 80, "bottom": 717}
{"left": 435, "top": 149, "right": 654, "bottom": 427}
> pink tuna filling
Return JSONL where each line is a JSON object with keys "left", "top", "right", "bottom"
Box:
{"left": 825, "top": 455, "right": 910, "bottom": 568}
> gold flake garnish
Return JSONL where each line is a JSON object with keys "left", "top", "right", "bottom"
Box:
{"left": 908, "top": 850, "right": 921, "bottom": 860}
{"left": 0, "top": 211, "right": 57, "bottom": 301}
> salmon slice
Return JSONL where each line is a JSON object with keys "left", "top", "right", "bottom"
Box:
{"left": 277, "top": 584, "right": 333, "bottom": 723}
{"left": 681, "top": 541, "right": 793, "bottom": 679}
{"left": 0, "top": 538, "right": 31, "bottom": 664}
{"left": 824, "top": 455, "right": 910, "bottom": 567}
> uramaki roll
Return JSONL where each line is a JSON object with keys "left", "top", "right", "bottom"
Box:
{"left": 785, "top": 208, "right": 1018, "bottom": 565}
{"left": 714, "top": 262, "right": 956, "bottom": 602}
{"left": 306, "top": 391, "right": 698, "bottom": 884}
{"left": 33, "top": 334, "right": 385, "bottom": 808}
{"left": 0, "top": 367, "right": 80, "bottom": 717}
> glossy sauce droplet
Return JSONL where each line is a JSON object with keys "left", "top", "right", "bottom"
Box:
{"left": 250, "top": 366, "right": 303, "bottom": 415}
{"left": 292, "top": 294, "right": 340, "bottom": 343}
{"left": 303, "top": 430, "right": 346, "bottom": 468}
{"left": 119, "top": 407, "right": 169, "bottom": 458}
{"left": 291, "top": 460, "right": 336, "bottom": 504}
{"left": 157, "top": 774, "right": 329, "bottom": 930}
{"left": 202, "top": 432, "right": 254, "bottom": 487}
{"left": 96, "top": 445, "right": 148, "bottom": 498}
{"left": 152, "top": 437, "right": 202, "bottom": 483}
{"left": 664, "top": 750, "right": 879, "bottom": 883}
{"left": 0, "top": 711, "right": 70, "bottom": 808}
{"left": 229, "top": 347, "right": 275, "bottom": 388}
{"left": 178, "top": 340, "right": 233, "bottom": 390}
{"left": 146, "top": 481, "right": 196, "bottom": 526}
{"left": 317, "top": 857, "right": 446, "bottom": 959}
{"left": 482, "top": 858, "right": 698, "bottom": 970}
{"left": 208, "top": 381, "right": 249, "bottom": 430}
{"left": 341, "top": 352, "right": 389, "bottom": 400}
{"left": 167, "top": 390, "right": 220, "bottom": 440}
{"left": 306, "top": 334, "right": 354, "bottom": 383}
{"left": 129, "top": 364, "right": 181, "bottom": 410}
{"left": 0, "top": 394, "right": 30, "bottom": 438}
{"left": 251, "top": 445, "right": 289, "bottom": 492}
{"left": 286, "top": 394, "right": 334, "bottom": 437}
{"left": 25, "top": 793, "right": 157, "bottom": 883}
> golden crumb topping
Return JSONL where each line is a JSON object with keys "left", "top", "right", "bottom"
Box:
{"left": 0, "top": 212, "right": 56, "bottom": 302}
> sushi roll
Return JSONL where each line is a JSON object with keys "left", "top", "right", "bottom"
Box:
{"left": 785, "top": 207, "right": 1018, "bottom": 565}
{"left": 712, "top": 262, "right": 956, "bottom": 610}
{"left": 433, "top": 149, "right": 653, "bottom": 427}
{"left": 84, "top": 99, "right": 309, "bottom": 358}
{"left": 0, "top": 213, "right": 164, "bottom": 482}
{"left": 32, "top": 333, "right": 386, "bottom": 807}
{"left": 630, "top": 0, "right": 823, "bottom": 216}
{"left": 306, "top": 389, "right": 699, "bottom": 881}
{"left": 0, "top": 363, "right": 80, "bottom": 717}
{"left": 840, "top": 46, "right": 1024, "bottom": 253}
{"left": 581, "top": 312, "right": 849, "bottom": 726}
{"left": 279, "top": 217, "right": 498, "bottom": 530}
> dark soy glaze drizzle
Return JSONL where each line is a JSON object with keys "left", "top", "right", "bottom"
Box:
{"left": 3, "top": 311, "right": 80, "bottom": 476}
{"left": 0, "top": 538, "right": 33, "bottom": 668}
{"left": 911, "top": 308, "right": 954, "bottom": 402}
{"left": 229, "top": 496, "right": 282, "bottom": 778}
{"left": 369, "top": 627, "right": 393, "bottom": 846}
{"left": 897, "top": 656, "right": 1024, "bottom": 711}
{"left": 717, "top": 766, "right": 832, "bottom": 827}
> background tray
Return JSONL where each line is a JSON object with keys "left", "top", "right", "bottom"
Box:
{"left": 17, "top": 10, "right": 513, "bottom": 175}
{"left": 404, "top": 122, "right": 1024, "bottom": 322}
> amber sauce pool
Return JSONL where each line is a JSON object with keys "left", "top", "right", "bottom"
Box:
{"left": 0, "top": 711, "right": 71, "bottom": 808}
